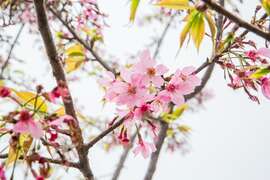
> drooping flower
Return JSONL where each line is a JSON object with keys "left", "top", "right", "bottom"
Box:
{"left": 133, "top": 50, "right": 168, "bottom": 87}
{"left": 133, "top": 138, "right": 156, "bottom": 158}
{"left": 13, "top": 110, "right": 43, "bottom": 138}
{"left": 261, "top": 77, "right": 270, "bottom": 100}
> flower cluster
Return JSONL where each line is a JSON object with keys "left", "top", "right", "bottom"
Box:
{"left": 99, "top": 50, "right": 201, "bottom": 158}
{"left": 224, "top": 47, "right": 270, "bottom": 102}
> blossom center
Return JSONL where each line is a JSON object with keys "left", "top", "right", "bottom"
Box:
{"left": 166, "top": 84, "right": 176, "bottom": 92}
{"left": 147, "top": 68, "right": 156, "bottom": 77}
{"left": 140, "top": 104, "right": 149, "bottom": 112}
{"left": 127, "top": 85, "right": 137, "bottom": 95}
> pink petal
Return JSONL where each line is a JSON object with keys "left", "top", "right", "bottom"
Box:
{"left": 28, "top": 121, "right": 43, "bottom": 138}
{"left": 152, "top": 76, "right": 164, "bottom": 87}
{"left": 257, "top": 48, "right": 270, "bottom": 58}
{"left": 182, "top": 66, "right": 196, "bottom": 75}
{"left": 171, "top": 93, "right": 185, "bottom": 106}
{"left": 262, "top": 79, "right": 270, "bottom": 100}
{"left": 13, "top": 121, "right": 28, "bottom": 133}
{"left": 155, "top": 64, "right": 168, "bottom": 75}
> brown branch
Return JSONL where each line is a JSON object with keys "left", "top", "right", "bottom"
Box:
{"left": 111, "top": 133, "right": 136, "bottom": 180}
{"left": 143, "top": 121, "right": 168, "bottom": 180}
{"left": 0, "top": 153, "right": 79, "bottom": 168}
{"left": 85, "top": 118, "right": 125, "bottom": 150}
{"left": 49, "top": 7, "right": 116, "bottom": 74}
{"left": 33, "top": 1, "right": 94, "bottom": 179}
{"left": 0, "top": 23, "right": 24, "bottom": 78}
{"left": 202, "top": 0, "right": 270, "bottom": 41}
{"left": 153, "top": 14, "right": 176, "bottom": 59}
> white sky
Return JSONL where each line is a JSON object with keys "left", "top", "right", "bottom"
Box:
{"left": 4, "top": 0, "right": 270, "bottom": 180}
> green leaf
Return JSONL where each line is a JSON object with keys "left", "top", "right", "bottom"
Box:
{"left": 250, "top": 67, "right": 270, "bottom": 79}
{"left": 130, "top": 0, "right": 140, "bottom": 22}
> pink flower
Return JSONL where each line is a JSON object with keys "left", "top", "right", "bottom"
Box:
{"left": 245, "top": 50, "right": 258, "bottom": 61}
{"left": 98, "top": 71, "right": 119, "bottom": 101}
{"left": 48, "top": 86, "right": 70, "bottom": 103}
{"left": 133, "top": 50, "right": 168, "bottom": 87}
{"left": 0, "top": 87, "right": 11, "bottom": 98}
{"left": 133, "top": 139, "right": 156, "bottom": 158}
{"left": 257, "top": 48, "right": 270, "bottom": 58}
{"left": 112, "top": 69, "right": 153, "bottom": 107}
{"left": 13, "top": 110, "right": 43, "bottom": 139}
{"left": 161, "top": 66, "right": 201, "bottom": 106}
{"left": 49, "top": 115, "right": 74, "bottom": 127}
{"left": 0, "top": 165, "right": 6, "bottom": 180}
{"left": 261, "top": 77, "right": 270, "bottom": 100}
{"left": 151, "top": 91, "right": 171, "bottom": 113}
{"left": 245, "top": 48, "right": 270, "bottom": 61}
{"left": 134, "top": 103, "right": 152, "bottom": 120}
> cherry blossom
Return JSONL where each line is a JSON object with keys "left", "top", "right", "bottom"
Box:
{"left": 13, "top": 110, "right": 43, "bottom": 138}
{"left": 133, "top": 50, "right": 168, "bottom": 87}
{"left": 261, "top": 77, "right": 270, "bottom": 100}
{"left": 0, "top": 165, "right": 6, "bottom": 180}
{"left": 133, "top": 138, "right": 157, "bottom": 158}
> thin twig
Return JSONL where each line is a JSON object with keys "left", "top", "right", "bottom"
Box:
{"left": 0, "top": 23, "right": 25, "bottom": 78}
{"left": 85, "top": 118, "right": 125, "bottom": 150}
{"left": 49, "top": 7, "right": 116, "bottom": 74}
{"left": 202, "top": 0, "right": 270, "bottom": 41}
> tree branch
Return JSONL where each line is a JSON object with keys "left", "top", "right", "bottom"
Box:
{"left": 202, "top": 0, "right": 270, "bottom": 41}
{"left": 49, "top": 7, "right": 116, "bottom": 74}
{"left": 33, "top": 1, "right": 94, "bottom": 179}
{"left": 85, "top": 118, "right": 125, "bottom": 150}
{"left": 0, "top": 23, "right": 24, "bottom": 78}
{"left": 143, "top": 121, "right": 168, "bottom": 180}
{"left": 0, "top": 154, "right": 79, "bottom": 168}
{"left": 111, "top": 133, "right": 136, "bottom": 180}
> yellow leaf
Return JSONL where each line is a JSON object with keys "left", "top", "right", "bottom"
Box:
{"left": 14, "top": 91, "right": 47, "bottom": 113}
{"left": 130, "top": 0, "right": 140, "bottom": 22}
{"left": 155, "top": 0, "right": 190, "bottom": 10}
{"left": 204, "top": 12, "right": 216, "bottom": 49}
{"left": 162, "top": 104, "right": 188, "bottom": 123}
{"left": 190, "top": 12, "right": 205, "bottom": 50}
{"left": 262, "top": 0, "right": 270, "bottom": 15}
{"left": 82, "top": 27, "right": 103, "bottom": 42}
{"left": 178, "top": 125, "right": 192, "bottom": 133}
{"left": 172, "top": 104, "right": 188, "bottom": 118}
{"left": 54, "top": 106, "right": 65, "bottom": 116}
{"left": 180, "top": 10, "right": 199, "bottom": 47}
{"left": 0, "top": 80, "right": 5, "bottom": 87}
{"left": 6, "top": 133, "right": 32, "bottom": 167}
{"left": 166, "top": 128, "right": 174, "bottom": 137}
{"left": 65, "top": 56, "right": 85, "bottom": 73}
{"left": 65, "top": 44, "right": 84, "bottom": 57}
